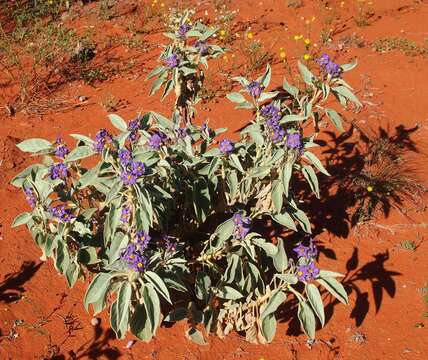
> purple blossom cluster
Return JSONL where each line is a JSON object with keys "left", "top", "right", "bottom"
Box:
{"left": 119, "top": 149, "right": 146, "bottom": 186}
{"left": 54, "top": 137, "right": 70, "bottom": 159}
{"left": 162, "top": 235, "right": 177, "bottom": 253}
{"left": 148, "top": 131, "right": 167, "bottom": 150}
{"left": 293, "top": 239, "right": 320, "bottom": 282}
{"left": 233, "top": 213, "right": 251, "bottom": 239}
{"left": 247, "top": 81, "right": 264, "bottom": 98}
{"left": 49, "top": 163, "right": 68, "bottom": 180}
{"left": 165, "top": 54, "right": 180, "bottom": 68}
{"left": 219, "top": 139, "right": 234, "bottom": 154}
{"left": 120, "top": 206, "right": 131, "bottom": 223}
{"left": 317, "top": 53, "right": 342, "bottom": 78}
{"left": 128, "top": 116, "right": 145, "bottom": 142}
{"left": 285, "top": 131, "right": 302, "bottom": 150}
{"left": 121, "top": 231, "right": 151, "bottom": 272}
{"left": 261, "top": 104, "right": 285, "bottom": 143}
{"left": 177, "top": 23, "right": 191, "bottom": 38}
{"left": 195, "top": 40, "right": 208, "bottom": 55}
{"left": 93, "top": 129, "right": 113, "bottom": 153}
{"left": 49, "top": 204, "right": 75, "bottom": 222}
{"left": 24, "top": 187, "right": 36, "bottom": 208}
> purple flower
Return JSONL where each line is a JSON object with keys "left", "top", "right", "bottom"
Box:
{"left": 165, "top": 54, "right": 180, "bottom": 68}
{"left": 177, "top": 23, "right": 191, "bottom": 38}
{"left": 176, "top": 127, "right": 188, "bottom": 139}
{"left": 128, "top": 116, "right": 144, "bottom": 142}
{"left": 247, "top": 81, "right": 264, "bottom": 98}
{"left": 24, "top": 187, "right": 36, "bottom": 208}
{"left": 261, "top": 104, "right": 281, "bottom": 125}
{"left": 317, "top": 53, "right": 341, "bottom": 78}
{"left": 49, "top": 204, "right": 75, "bottom": 222}
{"left": 293, "top": 243, "right": 309, "bottom": 258}
{"left": 297, "top": 263, "right": 320, "bottom": 282}
{"left": 219, "top": 139, "right": 234, "bottom": 154}
{"left": 54, "top": 137, "right": 69, "bottom": 159}
{"left": 136, "top": 231, "right": 151, "bottom": 252}
{"left": 120, "top": 171, "right": 137, "bottom": 186}
{"left": 195, "top": 40, "right": 208, "bottom": 55}
{"left": 93, "top": 128, "right": 113, "bottom": 153}
{"left": 130, "top": 161, "right": 145, "bottom": 177}
{"left": 163, "top": 235, "right": 177, "bottom": 253}
{"left": 121, "top": 243, "right": 147, "bottom": 272}
{"left": 271, "top": 125, "right": 286, "bottom": 143}
{"left": 148, "top": 132, "right": 167, "bottom": 150}
{"left": 285, "top": 131, "right": 302, "bottom": 149}
{"left": 49, "top": 163, "right": 68, "bottom": 180}
{"left": 121, "top": 206, "right": 131, "bottom": 223}
{"left": 233, "top": 213, "right": 251, "bottom": 239}
{"left": 119, "top": 148, "right": 132, "bottom": 166}
{"left": 293, "top": 239, "right": 318, "bottom": 261}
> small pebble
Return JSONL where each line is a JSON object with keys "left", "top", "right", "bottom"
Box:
{"left": 91, "top": 317, "right": 100, "bottom": 326}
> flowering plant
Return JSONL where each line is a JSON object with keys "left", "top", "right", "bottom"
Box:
{"left": 12, "top": 12, "right": 361, "bottom": 345}
{"left": 147, "top": 9, "right": 224, "bottom": 124}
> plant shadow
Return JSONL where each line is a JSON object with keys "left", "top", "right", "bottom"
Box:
{"left": 277, "top": 247, "right": 401, "bottom": 335}
{"left": 66, "top": 321, "right": 121, "bottom": 360}
{"left": 0, "top": 261, "right": 42, "bottom": 303}
{"left": 299, "top": 123, "right": 422, "bottom": 238}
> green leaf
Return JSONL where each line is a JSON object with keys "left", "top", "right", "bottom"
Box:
{"left": 259, "top": 64, "right": 272, "bottom": 89}
{"left": 272, "top": 180, "right": 283, "bottom": 213}
{"left": 144, "top": 271, "right": 172, "bottom": 304}
{"left": 164, "top": 308, "right": 188, "bottom": 322}
{"left": 283, "top": 78, "right": 299, "bottom": 97}
{"left": 65, "top": 145, "right": 94, "bottom": 162}
{"left": 142, "top": 283, "right": 161, "bottom": 335}
{"left": 84, "top": 273, "right": 113, "bottom": 313}
{"left": 17, "top": 138, "right": 52, "bottom": 153}
{"left": 12, "top": 212, "right": 31, "bottom": 227}
{"left": 317, "top": 277, "right": 348, "bottom": 305}
{"left": 55, "top": 240, "right": 70, "bottom": 274}
{"left": 282, "top": 160, "right": 293, "bottom": 197}
{"left": 332, "top": 86, "right": 362, "bottom": 108}
{"left": 259, "top": 91, "right": 278, "bottom": 103}
{"left": 281, "top": 114, "right": 307, "bottom": 123}
{"left": 303, "top": 151, "right": 330, "bottom": 176}
{"left": 298, "top": 61, "right": 315, "bottom": 86}
{"left": 111, "top": 281, "right": 132, "bottom": 339}
{"left": 325, "top": 108, "right": 344, "bottom": 132}
{"left": 108, "top": 114, "right": 128, "bottom": 132}
{"left": 273, "top": 238, "right": 288, "bottom": 272}
{"left": 261, "top": 314, "right": 277, "bottom": 343}
{"left": 260, "top": 290, "right": 286, "bottom": 321}
{"left": 341, "top": 58, "right": 357, "bottom": 72}
{"left": 306, "top": 283, "right": 325, "bottom": 327}
{"left": 298, "top": 300, "right": 316, "bottom": 339}
{"left": 186, "top": 327, "right": 207, "bottom": 345}
{"left": 302, "top": 165, "right": 320, "bottom": 198}
{"left": 217, "top": 286, "right": 243, "bottom": 300}
{"left": 195, "top": 271, "right": 211, "bottom": 301}
{"left": 291, "top": 208, "right": 312, "bottom": 233}
{"left": 272, "top": 212, "right": 297, "bottom": 232}
{"left": 130, "top": 304, "right": 152, "bottom": 342}
{"left": 226, "top": 92, "right": 247, "bottom": 104}
{"left": 229, "top": 154, "right": 244, "bottom": 173}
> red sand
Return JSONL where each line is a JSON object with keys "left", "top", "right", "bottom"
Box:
{"left": 1, "top": 1, "right": 427, "bottom": 359}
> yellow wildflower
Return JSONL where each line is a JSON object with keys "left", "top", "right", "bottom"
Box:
{"left": 304, "top": 38, "right": 311, "bottom": 45}
{"left": 247, "top": 32, "right": 254, "bottom": 40}
{"left": 367, "top": 186, "right": 373, "bottom": 192}
{"left": 303, "top": 53, "right": 311, "bottom": 60}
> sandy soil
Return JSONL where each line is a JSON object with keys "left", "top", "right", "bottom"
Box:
{"left": 0, "top": 0, "right": 427, "bottom": 359}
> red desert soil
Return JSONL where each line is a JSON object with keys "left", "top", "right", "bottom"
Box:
{"left": 1, "top": 0, "right": 428, "bottom": 359}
